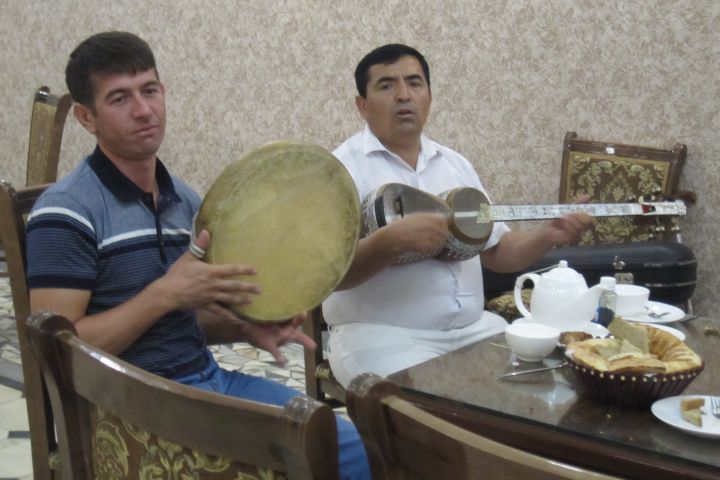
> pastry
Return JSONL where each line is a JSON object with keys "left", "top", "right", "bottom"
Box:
{"left": 558, "top": 331, "right": 592, "bottom": 348}
{"left": 680, "top": 397, "right": 705, "bottom": 427}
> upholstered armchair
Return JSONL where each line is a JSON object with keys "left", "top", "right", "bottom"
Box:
{"left": 560, "top": 131, "right": 692, "bottom": 245}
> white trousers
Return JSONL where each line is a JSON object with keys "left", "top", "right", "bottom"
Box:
{"left": 327, "top": 311, "right": 507, "bottom": 388}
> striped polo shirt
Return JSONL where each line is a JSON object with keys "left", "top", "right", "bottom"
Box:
{"left": 26, "top": 146, "right": 208, "bottom": 377}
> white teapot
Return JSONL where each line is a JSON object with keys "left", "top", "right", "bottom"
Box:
{"left": 513, "top": 260, "right": 603, "bottom": 331}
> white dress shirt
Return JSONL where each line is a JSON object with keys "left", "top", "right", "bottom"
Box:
{"left": 323, "top": 125, "right": 510, "bottom": 331}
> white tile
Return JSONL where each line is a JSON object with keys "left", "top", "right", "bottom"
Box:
{"left": 0, "top": 398, "right": 29, "bottom": 431}
{"left": 0, "top": 318, "right": 14, "bottom": 330}
{"left": 0, "top": 438, "right": 33, "bottom": 477}
{"left": 0, "top": 383, "right": 22, "bottom": 403}
{"left": 284, "top": 379, "right": 305, "bottom": 390}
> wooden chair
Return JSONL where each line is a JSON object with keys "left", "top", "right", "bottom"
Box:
{"left": 0, "top": 181, "right": 56, "bottom": 478}
{"left": 347, "top": 373, "right": 621, "bottom": 480}
{"left": 27, "top": 310, "right": 340, "bottom": 480}
{"left": 303, "top": 306, "right": 346, "bottom": 406}
{"left": 25, "top": 86, "right": 72, "bottom": 186}
{"left": 1, "top": 86, "right": 70, "bottom": 279}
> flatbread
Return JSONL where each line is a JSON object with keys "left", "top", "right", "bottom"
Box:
{"left": 570, "top": 320, "right": 702, "bottom": 374}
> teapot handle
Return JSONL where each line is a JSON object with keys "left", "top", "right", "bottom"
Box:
{"left": 514, "top": 273, "right": 539, "bottom": 319}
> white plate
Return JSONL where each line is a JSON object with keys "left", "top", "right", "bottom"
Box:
{"left": 622, "top": 301, "right": 685, "bottom": 324}
{"left": 651, "top": 395, "right": 720, "bottom": 439}
{"left": 640, "top": 323, "right": 686, "bottom": 341}
{"left": 513, "top": 317, "right": 609, "bottom": 337}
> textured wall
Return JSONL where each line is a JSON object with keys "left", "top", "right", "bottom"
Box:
{"left": 1, "top": 1, "right": 718, "bottom": 315}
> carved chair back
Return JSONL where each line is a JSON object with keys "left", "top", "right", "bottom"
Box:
{"left": 347, "top": 373, "right": 621, "bottom": 480}
{"left": 27, "top": 311, "right": 340, "bottom": 480}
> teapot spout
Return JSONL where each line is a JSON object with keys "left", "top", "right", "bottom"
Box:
{"left": 551, "top": 284, "right": 604, "bottom": 329}
{"left": 569, "top": 283, "right": 604, "bottom": 316}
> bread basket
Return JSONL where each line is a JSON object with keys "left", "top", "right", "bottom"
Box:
{"left": 567, "top": 356, "right": 703, "bottom": 408}
{"left": 566, "top": 323, "right": 704, "bottom": 408}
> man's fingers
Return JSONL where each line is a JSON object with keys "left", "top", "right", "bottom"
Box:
{"left": 266, "top": 345, "right": 287, "bottom": 366}
{"left": 290, "top": 313, "right": 307, "bottom": 327}
{"left": 187, "top": 229, "right": 210, "bottom": 260}
{"left": 214, "top": 278, "right": 261, "bottom": 294}
{"left": 195, "top": 229, "right": 211, "bottom": 249}
{"left": 572, "top": 194, "right": 591, "bottom": 204}
{"left": 211, "top": 263, "right": 258, "bottom": 277}
{"left": 292, "top": 331, "right": 317, "bottom": 351}
{"left": 204, "top": 302, "right": 238, "bottom": 322}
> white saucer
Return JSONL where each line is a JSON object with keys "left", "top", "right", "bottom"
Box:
{"left": 622, "top": 301, "right": 685, "bottom": 324}
{"left": 640, "top": 323, "right": 686, "bottom": 341}
{"left": 513, "top": 317, "right": 609, "bottom": 337}
{"left": 651, "top": 395, "right": 720, "bottom": 439}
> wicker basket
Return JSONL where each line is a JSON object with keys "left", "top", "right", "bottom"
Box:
{"left": 567, "top": 358, "right": 704, "bottom": 408}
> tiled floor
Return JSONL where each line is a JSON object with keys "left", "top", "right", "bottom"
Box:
{"left": 0, "top": 275, "right": 312, "bottom": 479}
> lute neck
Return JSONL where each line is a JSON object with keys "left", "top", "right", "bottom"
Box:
{"left": 470, "top": 201, "right": 686, "bottom": 223}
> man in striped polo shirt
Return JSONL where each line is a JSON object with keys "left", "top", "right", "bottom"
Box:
{"left": 25, "top": 31, "right": 369, "bottom": 479}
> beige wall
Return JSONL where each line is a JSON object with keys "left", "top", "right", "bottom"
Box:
{"left": 1, "top": 1, "right": 718, "bottom": 315}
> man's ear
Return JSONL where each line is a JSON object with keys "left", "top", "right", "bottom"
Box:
{"left": 355, "top": 95, "right": 367, "bottom": 120}
{"left": 72, "top": 103, "right": 97, "bottom": 134}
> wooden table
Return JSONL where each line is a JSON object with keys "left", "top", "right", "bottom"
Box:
{"left": 389, "top": 317, "right": 720, "bottom": 480}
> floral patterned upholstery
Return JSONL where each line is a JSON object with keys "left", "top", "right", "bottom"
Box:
{"left": 90, "top": 407, "right": 286, "bottom": 480}
{"left": 562, "top": 152, "right": 675, "bottom": 245}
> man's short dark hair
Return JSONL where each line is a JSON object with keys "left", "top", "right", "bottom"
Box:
{"left": 354, "top": 44, "right": 430, "bottom": 98}
{"left": 65, "top": 31, "right": 157, "bottom": 110}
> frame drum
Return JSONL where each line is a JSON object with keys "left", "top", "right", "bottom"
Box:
{"left": 195, "top": 140, "right": 360, "bottom": 322}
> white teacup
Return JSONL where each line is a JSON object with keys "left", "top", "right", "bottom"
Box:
{"left": 615, "top": 284, "right": 650, "bottom": 317}
{"left": 505, "top": 323, "right": 560, "bottom": 362}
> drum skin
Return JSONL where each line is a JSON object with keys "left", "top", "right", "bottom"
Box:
{"left": 195, "top": 140, "right": 360, "bottom": 322}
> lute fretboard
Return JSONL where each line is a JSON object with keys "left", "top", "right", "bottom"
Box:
{"left": 463, "top": 200, "right": 686, "bottom": 223}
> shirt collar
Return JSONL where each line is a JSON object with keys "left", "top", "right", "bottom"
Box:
{"left": 88, "top": 145, "right": 180, "bottom": 203}
{"left": 361, "top": 124, "right": 442, "bottom": 170}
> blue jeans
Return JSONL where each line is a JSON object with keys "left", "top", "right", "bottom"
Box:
{"left": 171, "top": 350, "right": 370, "bottom": 480}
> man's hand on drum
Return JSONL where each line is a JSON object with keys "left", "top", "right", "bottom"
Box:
{"left": 238, "top": 314, "right": 316, "bottom": 366}
{"left": 386, "top": 212, "right": 449, "bottom": 256}
{"left": 156, "top": 229, "right": 261, "bottom": 312}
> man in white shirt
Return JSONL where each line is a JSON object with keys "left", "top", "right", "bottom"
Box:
{"left": 324, "top": 44, "right": 594, "bottom": 387}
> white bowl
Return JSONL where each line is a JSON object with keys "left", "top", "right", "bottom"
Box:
{"left": 615, "top": 284, "right": 650, "bottom": 316}
{"left": 505, "top": 323, "right": 560, "bottom": 362}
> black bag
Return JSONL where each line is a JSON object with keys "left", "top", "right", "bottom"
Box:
{"left": 483, "top": 241, "right": 696, "bottom": 306}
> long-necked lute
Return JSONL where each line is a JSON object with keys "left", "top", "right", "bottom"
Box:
{"left": 362, "top": 183, "right": 687, "bottom": 264}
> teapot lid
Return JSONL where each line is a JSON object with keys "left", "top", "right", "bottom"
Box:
{"left": 542, "top": 260, "right": 583, "bottom": 280}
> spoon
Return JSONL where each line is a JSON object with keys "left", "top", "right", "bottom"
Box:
{"left": 645, "top": 305, "right": 669, "bottom": 319}
{"left": 495, "top": 362, "right": 568, "bottom": 379}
